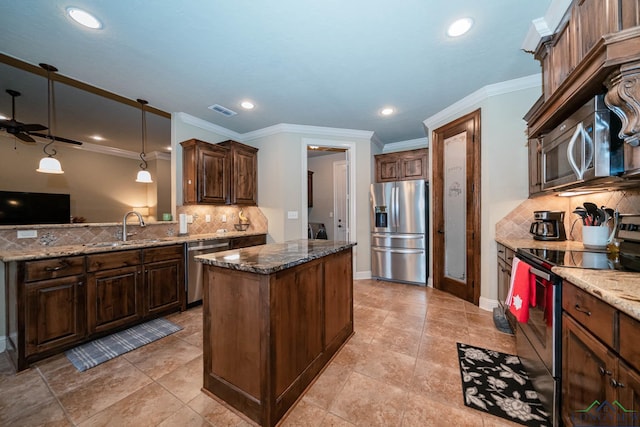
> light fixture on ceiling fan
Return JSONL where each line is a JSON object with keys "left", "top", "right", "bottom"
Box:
{"left": 36, "top": 63, "right": 64, "bottom": 174}
{"left": 135, "top": 98, "right": 153, "bottom": 183}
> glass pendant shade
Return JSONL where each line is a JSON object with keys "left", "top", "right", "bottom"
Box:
{"left": 136, "top": 169, "right": 152, "bottom": 183}
{"left": 37, "top": 156, "right": 64, "bottom": 174}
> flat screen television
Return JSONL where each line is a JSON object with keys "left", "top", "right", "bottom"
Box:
{"left": 0, "top": 191, "right": 71, "bottom": 225}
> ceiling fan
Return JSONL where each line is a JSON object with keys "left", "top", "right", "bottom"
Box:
{"left": 0, "top": 89, "right": 47, "bottom": 143}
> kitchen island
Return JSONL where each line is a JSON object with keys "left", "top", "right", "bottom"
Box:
{"left": 195, "top": 239, "right": 355, "bottom": 427}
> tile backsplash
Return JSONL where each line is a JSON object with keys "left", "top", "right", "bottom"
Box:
{"left": 496, "top": 189, "right": 640, "bottom": 241}
{"left": 0, "top": 206, "right": 268, "bottom": 251}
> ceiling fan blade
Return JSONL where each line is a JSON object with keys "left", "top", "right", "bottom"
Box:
{"left": 15, "top": 132, "right": 36, "bottom": 143}
{"left": 22, "top": 123, "right": 48, "bottom": 132}
{"left": 30, "top": 132, "right": 84, "bottom": 146}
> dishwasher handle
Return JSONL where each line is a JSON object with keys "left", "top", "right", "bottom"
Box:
{"left": 187, "top": 242, "right": 229, "bottom": 252}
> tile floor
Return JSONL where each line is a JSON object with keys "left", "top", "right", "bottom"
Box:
{"left": 0, "top": 279, "right": 521, "bottom": 426}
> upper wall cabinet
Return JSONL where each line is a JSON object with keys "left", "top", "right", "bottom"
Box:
{"left": 180, "top": 139, "right": 258, "bottom": 205}
{"left": 527, "top": 0, "right": 640, "bottom": 140}
{"left": 375, "top": 148, "right": 429, "bottom": 183}
{"left": 218, "top": 140, "right": 258, "bottom": 205}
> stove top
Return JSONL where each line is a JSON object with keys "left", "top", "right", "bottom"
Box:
{"left": 517, "top": 247, "right": 640, "bottom": 272}
{"left": 517, "top": 214, "right": 640, "bottom": 272}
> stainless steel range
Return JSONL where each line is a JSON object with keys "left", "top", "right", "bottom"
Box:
{"left": 515, "top": 214, "right": 640, "bottom": 427}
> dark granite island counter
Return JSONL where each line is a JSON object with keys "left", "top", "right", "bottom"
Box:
{"left": 195, "top": 239, "right": 356, "bottom": 427}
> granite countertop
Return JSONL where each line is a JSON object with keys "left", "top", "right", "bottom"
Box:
{"left": 496, "top": 237, "right": 640, "bottom": 322}
{"left": 195, "top": 239, "right": 356, "bottom": 275}
{"left": 0, "top": 231, "right": 267, "bottom": 262}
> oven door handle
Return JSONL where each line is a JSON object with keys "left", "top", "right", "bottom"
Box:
{"left": 530, "top": 266, "right": 552, "bottom": 282}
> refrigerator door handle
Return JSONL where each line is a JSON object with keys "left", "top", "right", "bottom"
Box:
{"left": 394, "top": 184, "right": 400, "bottom": 228}
{"left": 371, "top": 233, "right": 423, "bottom": 239}
{"left": 372, "top": 247, "right": 425, "bottom": 254}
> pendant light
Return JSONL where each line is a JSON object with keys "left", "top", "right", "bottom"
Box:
{"left": 135, "top": 98, "right": 153, "bottom": 183}
{"left": 36, "top": 63, "right": 64, "bottom": 174}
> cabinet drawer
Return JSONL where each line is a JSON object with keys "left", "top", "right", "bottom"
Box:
{"left": 24, "top": 256, "right": 85, "bottom": 282}
{"left": 619, "top": 313, "right": 640, "bottom": 371}
{"left": 496, "top": 245, "right": 515, "bottom": 266}
{"left": 562, "top": 281, "right": 615, "bottom": 347}
{"left": 143, "top": 244, "right": 184, "bottom": 263}
{"left": 87, "top": 250, "right": 141, "bottom": 272}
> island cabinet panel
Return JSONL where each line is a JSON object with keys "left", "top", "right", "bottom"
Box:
{"left": 324, "top": 250, "right": 353, "bottom": 349}
{"left": 273, "top": 259, "right": 324, "bottom": 397}
{"left": 202, "top": 246, "right": 354, "bottom": 427}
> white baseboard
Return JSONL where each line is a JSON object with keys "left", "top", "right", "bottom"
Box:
{"left": 354, "top": 270, "right": 371, "bottom": 280}
{"left": 0, "top": 336, "right": 5, "bottom": 353}
{"left": 479, "top": 296, "right": 499, "bottom": 312}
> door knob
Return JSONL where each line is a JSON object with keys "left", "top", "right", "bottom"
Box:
{"left": 437, "top": 229, "right": 444, "bottom": 234}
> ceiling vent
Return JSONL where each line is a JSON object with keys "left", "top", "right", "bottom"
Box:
{"left": 208, "top": 104, "right": 237, "bottom": 117}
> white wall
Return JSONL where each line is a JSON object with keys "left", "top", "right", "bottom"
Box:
{"left": 424, "top": 76, "right": 542, "bottom": 310}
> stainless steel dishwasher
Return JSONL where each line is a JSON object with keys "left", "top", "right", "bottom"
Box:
{"left": 186, "top": 239, "right": 230, "bottom": 306}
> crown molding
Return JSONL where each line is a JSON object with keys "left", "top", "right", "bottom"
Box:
{"left": 382, "top": 137, "right": 428, "bottom": 153}
{"left": 70, "top": 140, "right": 170, "bottom": 161}
{"left": 174, "top": 112, "right": 243, "bottom": 140}
{"left": 423, "top": 74, "right": 541, "bottom": 132}
{"left": 521, "top": 0, "right": 572, "bottom": 52}
{"left": 242, "top": 123, "right": 374, "bottom": 142}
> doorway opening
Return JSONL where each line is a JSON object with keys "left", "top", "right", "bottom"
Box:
{"left": 301, "top": 139, "right": 355, "bottom": 245}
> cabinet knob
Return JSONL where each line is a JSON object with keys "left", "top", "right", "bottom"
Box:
{"left": 598, "top": 366, "right": 612, "bottom": 376}
{"left": 610, "top": 378, "right": 624, "bottom": 388}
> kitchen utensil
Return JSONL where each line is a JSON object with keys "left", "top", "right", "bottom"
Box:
{"left": 583, "top": 202, "right": 599, "bottom": 226}
{"left": 573, "top": 207, "right": 588, "bottom": 225}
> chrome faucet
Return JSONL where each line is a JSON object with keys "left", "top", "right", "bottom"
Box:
{"left": 122, "top": 211, "right": 146, "bottom": 241}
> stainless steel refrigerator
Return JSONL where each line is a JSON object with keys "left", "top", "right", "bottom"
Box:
{"left": 370, "top": 179, "right": 427, "bottom": 285}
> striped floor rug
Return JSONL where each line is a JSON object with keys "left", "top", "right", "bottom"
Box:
{"left": 66, "top": 318, "right": 182, "bottom": 371}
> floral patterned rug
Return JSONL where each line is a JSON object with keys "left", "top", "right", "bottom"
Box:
{"left": 456, "top": 343, "right": 550, "bottom": 427}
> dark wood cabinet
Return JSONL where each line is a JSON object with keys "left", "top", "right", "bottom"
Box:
{"left": 562, "top": 280, "right": 640, "bottom": 426}
{"left": 7, "top": 244, "right": 185, "bottom": 371}
{"left": 562, "top": 314, "right": 617, "bottom": 426}
{"left": 203, "top": 247, "right": 353, "bottom": 427}
{"left": 374, "top": 148, "right": 428, "bottom": 183}
{"left": 218, "top": 140, "right": 258, "bottom": 205}
{"left": 25, "top": 274, "right": 86, "bottom": 358}
{"left": 143, "top": 245, "right": 185, "bottom": 315}
{"left": 181, "top": 139, "right": 258, "bottom": 205}
{"left": 181, "top": 138, "right": 230, "bottom": 204}
{"left": 496, "top": 244, "right": 516, "bottom": 332}
{"left": 87, "top": 265, "right": 141, "bottom": 334}
{"left": 528, "top": 138, "right": 543, "bottom": 196}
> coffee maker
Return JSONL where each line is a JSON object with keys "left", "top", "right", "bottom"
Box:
{"left": 529, "top": 210, "right": 567, "bottom": 241}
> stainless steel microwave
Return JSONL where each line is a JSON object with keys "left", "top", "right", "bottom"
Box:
{"left": 541, "top": 95, "right": 624, "bottom": 191}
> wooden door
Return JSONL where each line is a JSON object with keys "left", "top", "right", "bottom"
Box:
{"left": 87, "top": 266, "right": 142, "bottom": 333}
{"left": 25, "top": 275, "right": 86, "bottom": 356}
{"left": 617, "top": 361, "right": 640, "bottom": 425}
{"left": 375, "top": 154, "right": 400, "bottom": 182}
{"left": 145, "top": 259, "right": 183, "bottom": 316}
{"left": 231, "top": 146, "right": 257, "bottom": 205}
{"left": 431, "top": 110, "right": 481, "bottom": 304}
{"left": 200, "top": 145, "right": 229, "bottom": 204}
{"left": 562, "top": 314, "right": 617, "bottom": 426}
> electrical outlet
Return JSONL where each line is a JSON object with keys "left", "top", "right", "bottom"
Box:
{"left": 205, "top": 214, "right": 211, "bottom": 222}
{"left": 221, "top": 214, "right": 227, "bottom": 222}
{"left": 17, "top": 230, "right": 37, "bottom": 239}
{"left": 186, "top": 215, "right": 193, "bottom": 224}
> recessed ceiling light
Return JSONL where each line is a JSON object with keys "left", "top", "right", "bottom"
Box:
{"left": 166, "top": 146, "right": 172, "bottom": 151}
{"left": 380, "top": 107, "right": 395, "bottom": 116}
{"left": 66, "top": 7, "right": 103, "bottom": 29}
{"left": 90, "top": 135, "right": 104, "bottom": 141}
{"left": 447, "top": 17, "right": 473, "bottom": 37}
{"left": 240, "top": 101, "right": 255, "bottom": 110}
{"left": 0, "top": 114, "right": 7, "bottom": 120}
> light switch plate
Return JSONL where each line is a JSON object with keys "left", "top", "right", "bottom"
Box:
{"left": 17, "top": 230, "right": 37, "bottom": 239}
{"left": 221, "top": 214, "right": 227, "bottom": 222}
{"left": 287, "top": 211, "right": 299, "bottom": 219}
{"left": 186, "top": 215, "right": 193, "bottom": 224}
{"left": 205, "top": 214, "right": 211, "bottom": 222}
